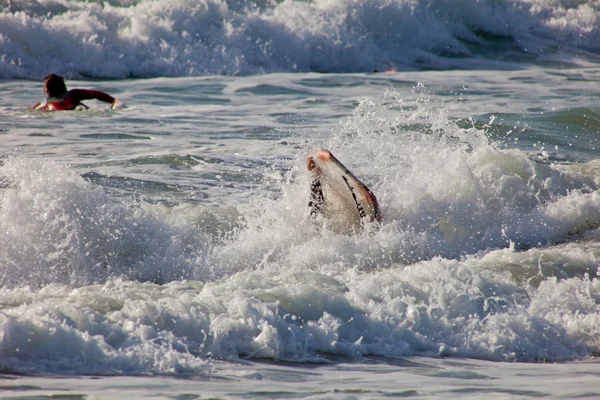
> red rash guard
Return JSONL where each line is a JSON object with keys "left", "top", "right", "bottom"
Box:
{"left": 42, "top": 89, "right": 116, "bottom": 111}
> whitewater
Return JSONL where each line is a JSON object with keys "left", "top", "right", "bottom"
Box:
{"left": 2, "top": 0, "right": 600, "bottom": 398}
{"left": 2, "top": 0, "right": 600, "bottom": 78}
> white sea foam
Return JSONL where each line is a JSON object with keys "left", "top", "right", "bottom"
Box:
{"left": 1, "top": 79, "right": 600, "bottom": 375}
{"left": 0, "top": 158, "right": 212, "bottom": 287}
{"left": 216, "top": 88, "right": 600, "bottom": 271}
{"left": 1, "top": 0, "right": 599, "bottom": 78}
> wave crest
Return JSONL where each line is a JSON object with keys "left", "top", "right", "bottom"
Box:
{"left": 1, "top": 0, "right": 599, "bottom": 78}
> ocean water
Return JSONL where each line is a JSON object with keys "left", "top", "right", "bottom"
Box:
{"left": 2, "top": 0, "right": 600, "bottom": 398}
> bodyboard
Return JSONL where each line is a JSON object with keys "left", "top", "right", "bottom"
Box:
{"left": 307, "top": 150, "right": 381, "bottom": 233}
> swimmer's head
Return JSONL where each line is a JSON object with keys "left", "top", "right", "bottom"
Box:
{"left": 43, "top": 74, "right": 67, "bottom": 97}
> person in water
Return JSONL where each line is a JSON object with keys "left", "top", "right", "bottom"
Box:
{"left": 30, "top": 74, "right": 122, "bottom": 111}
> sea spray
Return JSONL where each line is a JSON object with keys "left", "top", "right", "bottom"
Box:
{"left": 1, "top": 0, "right": 599, "bottom": 78}
{"left": 0, "top": 158, "right": 210, "bottom": 287}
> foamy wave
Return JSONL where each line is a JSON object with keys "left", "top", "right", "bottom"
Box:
{"left": 3, "top": 92, "right": 600, "bottom": 369}
{"left": 1, "top": 0, "right": 599, "bottom": 79}
{"left": 0, "top": 158, "right": 212, "bottom": 288}
{"left": 209, "top": 87, "right": 600, "bottom": 277}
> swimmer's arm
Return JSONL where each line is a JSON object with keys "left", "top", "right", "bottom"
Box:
{"left": 309, "top": 178, "right": 324, "bottom": 216}
{"left": 68, "top": 89, "right": 115, "bottom": 104}
{"left": 307, "top": 156, "right": 324, "bottom": 216}
{"left": 68, "top": 89, "right": 122, "bottom": 108}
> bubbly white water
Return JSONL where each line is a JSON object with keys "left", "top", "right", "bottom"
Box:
{"left": 2, "top": 0, "right": 600, "bottom": 396}
{"left": 0, "top": 69, "right": 600, "bottom": 399}
{"left": 1, "top": 0, "right": 600, "bottom": 78}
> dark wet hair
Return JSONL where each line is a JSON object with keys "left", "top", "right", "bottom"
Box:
{"left": 43, "top": 74, "right": 67, "bottom": 97}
